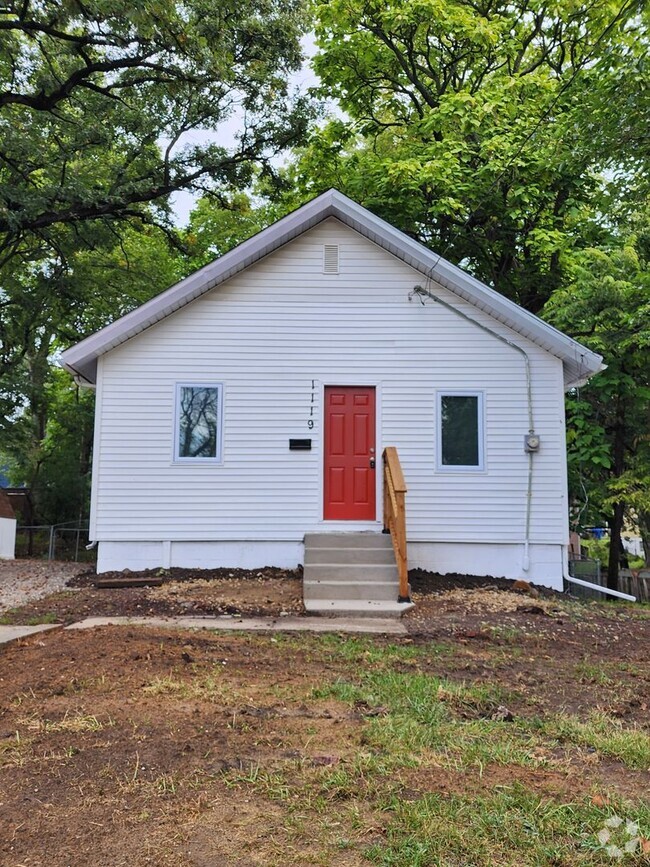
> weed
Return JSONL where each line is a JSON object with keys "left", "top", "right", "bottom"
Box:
{"left": 613, "top": 661, "right": 644, "bottom": 676}
{"left": 224, "top": 764, "right": 292, "bottom": 801}
{"left": 155, "top": 773, "right": 178, "bottom": 795}
{"left": 0, "top": 731, "right": 28, "bottom": 767}
{"left": 18, "top": 711, "right": 109, "bottom": 734}
{"left": 141, "top": 669, "right": 241, "bottom": 704}
{"left": 574, "top": 662, "right": 615, "bottom": 686}
{"left": 482, "top": 624, "right": 525, "bottom": 644}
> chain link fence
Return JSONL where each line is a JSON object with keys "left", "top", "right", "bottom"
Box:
{"left": 567, "top": 556, "right": 603, "bottom": 600}
{"left": 15, "top": 523, "right": 96, "bottom": 563}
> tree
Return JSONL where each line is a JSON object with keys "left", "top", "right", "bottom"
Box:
{"left": 0, "top": 1, "right": 312, "bottom": 523}
{"left": 0, "top": 0, "right": 311, "bottom": 408}
{"left": 0, "top": 195, "right": 271, "bottom": 524}
{"left": 544, "top": 232, "right": 650, "bottom": 588}
{"left": 606, "top": 466, "right": 650, "bottom": 568}
{"left": 286, "top": 0, "right": 646, "bottom": 311}
{"left": 285, "top": 0, "right": 649, "bottom": 590}
{"left": 0, "top": 221, "right": 183, "bottom": 522}
{"left": 9, "top": 369, "right": 96, "bottom": 527}
{"left": 183, "top": 192, "right": 269, "bottom": 270}
{"left": 0, "top": 0, "right": 308, "bottom": 254}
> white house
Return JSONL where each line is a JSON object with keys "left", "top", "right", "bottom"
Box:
{"left": 60, "top": 190, "right": 602, "bottom": 595}
{"left": 0, "top": 489, "right": 16, "bottom": 559}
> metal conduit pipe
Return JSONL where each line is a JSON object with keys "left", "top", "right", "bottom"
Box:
{"left": 410, "top": 285, "right": 537, "bottom": 572}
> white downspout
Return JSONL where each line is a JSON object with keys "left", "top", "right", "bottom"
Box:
{"left": 410, "top": 285, "right": 536, "bottom": 573}
{"left": 564, "top": 574, "right": 636, "bottom": 602}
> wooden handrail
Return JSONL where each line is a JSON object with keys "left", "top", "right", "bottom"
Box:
{"left": 383, "top": 447, "right": 409, "bottom": 601}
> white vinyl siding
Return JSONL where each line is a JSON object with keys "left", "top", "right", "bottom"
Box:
{"left": 92, "top": 218, "right": 568, "bottom": 547}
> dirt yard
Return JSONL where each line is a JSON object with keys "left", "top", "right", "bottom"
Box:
{"left": 0, "top": 562, "right": 648, "bottom": 865}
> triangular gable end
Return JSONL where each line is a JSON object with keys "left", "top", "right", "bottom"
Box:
{"left": 60, "top": 189, "right": 603, "bottom": 389}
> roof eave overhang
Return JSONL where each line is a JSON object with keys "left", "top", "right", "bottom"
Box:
{"left": 59, "top": 189, "right": 603, "bottom": 388}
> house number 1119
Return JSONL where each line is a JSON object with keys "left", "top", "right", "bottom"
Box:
{"left": 308, "top": 380, "right": 316, "bottom": 429}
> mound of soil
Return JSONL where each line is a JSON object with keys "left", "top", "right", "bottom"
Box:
{"left": 4, "top": 566, "right": 305, "bottom": 625}
{"left": 67, "top": 565, "right": 301, "bottom": 589}
{"left": 408, "top": 569, "right": 561, "bottom": 597}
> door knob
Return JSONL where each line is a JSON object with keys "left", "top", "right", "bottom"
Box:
{"left": 369, "top": 458, "right": 376, "bottom": 469}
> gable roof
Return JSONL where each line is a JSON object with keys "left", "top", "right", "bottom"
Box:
{"left": 60, "top": 189, "right": 603, "bottom": 388}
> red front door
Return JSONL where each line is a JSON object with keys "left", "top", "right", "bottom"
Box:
{"left": 324, "top": 386, "right": 376, "bottom": 520}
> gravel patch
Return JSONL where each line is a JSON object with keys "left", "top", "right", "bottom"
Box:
{"left": 0, "top": 559, "right": 89, "bottom": 613}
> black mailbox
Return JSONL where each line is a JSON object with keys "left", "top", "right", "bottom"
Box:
{"left": 289, "top": 439, "right": 312, "bottom": 451}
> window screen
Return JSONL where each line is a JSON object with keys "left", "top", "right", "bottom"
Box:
{"left": 439, "top": 394, "right": 482, "bottom": 468}
{"left": 176, "top": 385, "right": 221, "bottom": 459}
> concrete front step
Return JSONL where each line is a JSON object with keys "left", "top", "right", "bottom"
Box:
{"left": 304, "top": 579, "right": 399, "bottom": 602}
{"left": 303, "top": 531, "right": 407, "bottom": 614}
{"left": 305, "top": 546, "right": 396, "bottom": 566}
{"left": 303, "top": 563, "right": 399, "bottom": 584}
{"left": 304, "top": 532, "right": 392, "bottom": 549}
{"left": 303, "top": 599, "right": 415, "bottom": 619}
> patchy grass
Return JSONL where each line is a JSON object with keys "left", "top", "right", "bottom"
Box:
{"left": 1, "top": 625, "right": 648, "bottom": 866}
{"left": 270, "top": 632, "right": 454, "bottom": 668}
{"left": 575, "top": 661, "right": 616, "bottom": 686}
{"left": 366, "top": 789, "right": 650, "bottom": 866}
{"left": 312, "top": 661, "right": 649, "bottom": 773}
{"left": 141, "top": 671, "right": 234, "bottom": 702}
{"left": 480, "top": 623, "right": 527, "bottom": 643}
{"left": 18, "top": 711, "right": 110, "bottom": 734}
{"left": 536, "top": 712, "right": 650, "bottom": 771}
{"left": 0, "top": 609, "right": 60, "bottom": 625}
{"left": 217, "top": 637, "right": 649, "bottom": 862}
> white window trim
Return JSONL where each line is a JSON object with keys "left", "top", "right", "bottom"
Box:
{"left": 436, "top": 390, "right": 485, "bottom": 472}
{"left": 173, "top": 382, "right": 224, "bottom": 463}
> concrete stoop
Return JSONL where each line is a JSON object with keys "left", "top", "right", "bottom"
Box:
{"left": 303, "top": 532, "right": 414, "bottom": 619}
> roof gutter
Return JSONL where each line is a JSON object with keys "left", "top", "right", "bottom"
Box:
{"left": 64, "top": 361, "right": 96, "bottom": 389}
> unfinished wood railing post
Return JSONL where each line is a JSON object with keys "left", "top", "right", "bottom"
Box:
{"left": 382, "top": 446, "right": 410, "bottom": 602}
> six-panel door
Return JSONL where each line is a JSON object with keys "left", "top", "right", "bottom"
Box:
{"left": 323, "top": 386, "right": 376, "bottom": 520}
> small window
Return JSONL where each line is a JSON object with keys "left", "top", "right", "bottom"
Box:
{"left": 175, "top": 384, "right": 223, "bottom": 461}
{"left": 437, "top": 392, "right": 484, "bottom": 471}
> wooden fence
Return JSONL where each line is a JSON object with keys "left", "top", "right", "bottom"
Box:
{"left": 618, "top": 570, "right": 650, "bottom": 603}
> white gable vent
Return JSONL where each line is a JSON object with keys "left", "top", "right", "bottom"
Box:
{"left": 323, "top": 244, "right": 339, "bottom": 274}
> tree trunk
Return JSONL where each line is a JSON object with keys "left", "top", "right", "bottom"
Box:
{"left": 25, "top": 341, "right": 53, "bottom": 522}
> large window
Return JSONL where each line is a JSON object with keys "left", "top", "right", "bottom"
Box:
{"left": 437, "top": 392, "right": 484, "bottom": 471}
{"left": 175, "top": 384, "right": 223, "bottom": 461}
